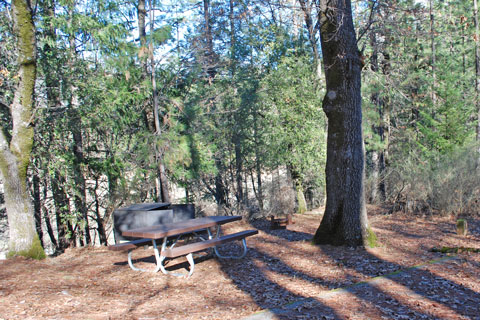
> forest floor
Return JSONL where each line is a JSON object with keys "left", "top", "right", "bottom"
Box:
{"left": 1, "top": 206, "right": 480, "bottom": 320}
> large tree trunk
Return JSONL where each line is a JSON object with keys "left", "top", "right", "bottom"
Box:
{"left": 313, "top": 0, "right": 369, "bottom": 247}
{"left": 0, "top": 0, "right": 45, "bottom": 258}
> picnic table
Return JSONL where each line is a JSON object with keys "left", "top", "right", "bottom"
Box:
{"left": 108, "top": 215, "right": 257, "bottom": 278}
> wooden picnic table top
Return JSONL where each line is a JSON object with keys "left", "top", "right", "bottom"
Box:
{"left": 121, "top": 215, "right": 242, "bottom": 239}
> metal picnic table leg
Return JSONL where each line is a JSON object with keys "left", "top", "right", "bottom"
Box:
{"left": 127, "top": 249, "right": 145, "bottom": 272}
{"left": 126, "top": 241, "right": 162, "bottom": 273}
{"left": 156, "top": 237, "right": 195, "bottom": 278}
{"left": 125, "top": 238, "right": 179, "bottom": 274}
{"left": 207, "top": 227, "right": 248, "bottom": 259}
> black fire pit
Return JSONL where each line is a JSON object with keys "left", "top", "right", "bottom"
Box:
{"left": 113, "top": 203, "right": 195, "bottom": 243}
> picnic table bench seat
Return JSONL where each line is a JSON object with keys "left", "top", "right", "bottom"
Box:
{"left": 108, "top": 238, "right": 154, "bottom": 251}
{"left": 161, "top": 229, "right": 258, "bottom": 258}
{"left": 108, "top": 229, "right": 258, "bottom": 256}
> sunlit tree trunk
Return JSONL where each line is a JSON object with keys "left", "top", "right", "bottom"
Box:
{"left": 313, "top": 0, "right": 369, "bottom": 247}
{"left": 0, "top": 0, "right": 45, "bottom": 258}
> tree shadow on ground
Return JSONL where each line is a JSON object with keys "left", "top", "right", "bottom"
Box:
{"left": 113, "top": 250, "right": 214, "bottom": 273}
{"left": 250, "top": 218, "right": 312, "bottom": 242}
{"left": 319, "top": 247, "right": 480, "bottom": 319}
{"left": 218, "top": 245, "right": 343, "bottom": 319}
{"left": 219, "top": 217, "right": 480, "bottom": 319}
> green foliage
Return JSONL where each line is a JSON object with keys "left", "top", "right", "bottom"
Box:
{"left": 261, "top": 53, "right": 326, "bottom": 193}
{"left": 151, "top": 26, "right": 172, "bottom": 46}
{"left": 3, "top": 0, "right": 480, "bottom": 252}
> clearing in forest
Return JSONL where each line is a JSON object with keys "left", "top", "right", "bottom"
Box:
{"left": 0, "top": 206, "right": 479, "bottom": 320}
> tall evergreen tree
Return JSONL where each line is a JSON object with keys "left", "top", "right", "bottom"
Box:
{"left": 0, "top": 0, "right": 46, "bottom": 258}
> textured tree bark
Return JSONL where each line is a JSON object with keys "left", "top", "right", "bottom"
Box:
{"left": 0, "top": 0, "right": 45, "bottom": 258}
{"left": 313, "top": 0, "right": 368, "bottom": 247}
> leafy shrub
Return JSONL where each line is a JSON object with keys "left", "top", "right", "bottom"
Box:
{"left": 386, "top": 143, "right": 480, "bottom": 216}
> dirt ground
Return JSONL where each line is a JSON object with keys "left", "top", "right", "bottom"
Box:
{"left": 1, "top": 206, "right": 479, "bottom": 320}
